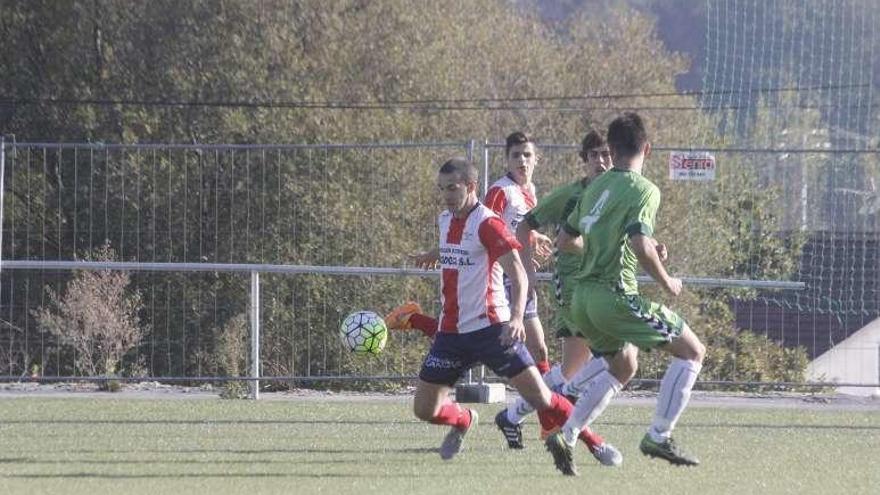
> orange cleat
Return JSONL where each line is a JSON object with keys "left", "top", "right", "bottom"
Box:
{"left": 384, "top": 301, "right": 423, "bottom": 330}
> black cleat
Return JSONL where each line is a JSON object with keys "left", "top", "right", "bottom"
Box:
{"left": 639, "top": 434, "right": 699, "bottom": 466}
{"left": 494, "top": 410, "right": 524, "bottom": 449}
{"left": 545, "top": 431, "right": 578, "bottom": 476}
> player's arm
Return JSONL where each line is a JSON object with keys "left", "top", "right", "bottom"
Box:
{"left": 480, "top": 216, "right": 525, "bottom": 344}
{"left": 515, "top": 217, "right": 544, "bottom": 296}
{"left": 557, "top": 223, "right": 584, "bottom": 255}
{"left": 626, "top": 185, "right": 680, "bottom": 294}
{"left": 408, "top": 248, "right": 439, "bottom": 269}
{"left": 497, "top": 249, "right": 527, "bottom": 345}
{"left": 629, "top": 234, "right": 681, "bottom": 296}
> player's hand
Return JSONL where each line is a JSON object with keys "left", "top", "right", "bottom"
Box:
{"left": 531, "top": 232, "right": 553, "bottom": 262}
{"left": 664, "top": 276, "right": 682, "bottom": 297}
{"left": 656, "top": 243, "right": 668, "bottom": 262}
{"left": 408, "top": 250, "right": 438, "bottom": 269}
{"left": 500, "top": 317, "right": 526, "bottom": 345}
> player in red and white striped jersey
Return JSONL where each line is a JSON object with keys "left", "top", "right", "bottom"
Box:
{"left": 412, "top": 158, "right": 579, "bottom": 473}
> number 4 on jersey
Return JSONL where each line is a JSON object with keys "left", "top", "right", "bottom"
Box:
{"left": 579, "top": 189, "right": 610, "bottom": 234}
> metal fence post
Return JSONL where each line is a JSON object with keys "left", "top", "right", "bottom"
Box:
{"left": 249, "top": 271, "right": 261, "bottom": 400}
{"left": 479, "top": 139, "right": 491, "bottom": 382}
{"left": 0, "top": 136, "right": 5, "bottom": 275}
{"left": 481, "top": 139, "right": 490, "bottom": 197}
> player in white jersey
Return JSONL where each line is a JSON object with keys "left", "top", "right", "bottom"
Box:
{"left": 412, "top": 157, "right": 579, "bottom": 468}
{"left": 484, "top": 132, "right": 554, "bottom": 377}
{"left": 385, "top": 132, "right": 552, "bottom": 349}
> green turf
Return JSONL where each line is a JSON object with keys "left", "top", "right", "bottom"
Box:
{"left": 0, "top": 397, "right": 877, "bottom": 494}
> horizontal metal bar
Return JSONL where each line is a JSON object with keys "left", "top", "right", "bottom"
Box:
{"left": 2, "top": 141, "right": 468, "bottom": 151}
{"left": 483, "top": 142, "right": 879, "bottom": 154}
{"left": 7, "top": 141, "right": 875, "bottom": 154}
{"left": 1, "top": 260, "right": 806, "bottom": 290}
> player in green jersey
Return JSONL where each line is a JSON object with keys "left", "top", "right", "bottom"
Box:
{"left": 544, "top": 113, "right": 706, "bottom": 475}
{"left": 494, "top": 130, "right": 626, "bottom": 467}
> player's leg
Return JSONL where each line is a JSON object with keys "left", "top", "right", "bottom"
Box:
{"left": 554, "top": 284, "right": 637, "bottom": 456}
{"left": 506, "top": 367, "right": 579, "bottom": 476}
{"left": 523, "top": 317, "right": 550, "bottom": 375}
{"left": 493, "top": 291, "right": 550, "bottom": 448}
{"left": 559, "top": 345, "right": 636, "bottom": 442}
{"left": 475, "top": 324, "right": 576, "bottom": 475}
{"left": 496, "top": 314, "right": 595, "bottom": 449}
{"left": 520, "top": 288, "right": 550, "bottom": 375}
{"left": 385, "top": 301, "right": 438, "bottom": 338}
{"left": 640, "top": 321, "right": 705, "bottom": 466}
{"left": 560, "top": 335, "right": 593, "bottom": 381}
{"left": 414, "top": 333, "right": 477, "bottom": 460}
{"left": 582, "top": 289, "right": 703, "bottom": 466}
{"left": 541, "top": 334, "right": 620, "bottom": 465}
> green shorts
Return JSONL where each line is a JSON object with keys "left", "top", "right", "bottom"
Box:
{"left": 569, "top": 281, "right": 686, "bottom": 354}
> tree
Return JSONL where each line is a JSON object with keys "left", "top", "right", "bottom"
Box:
{"left": 1, "top": 1, "right": 812, "bottom": 384}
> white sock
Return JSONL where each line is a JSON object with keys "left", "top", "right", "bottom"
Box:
{"left": 648, "top": 357, "right": 702, "bottom": 442}
{"left": 506, "top": 364, "right": 565, "bottom": 424}
{"left": 506, "top": 396, "right": 535, "bottom": 425}
{"left": 561, "top": 370, "right": 621, "bottom": 446}
{"left": 544, "top": 365, "right": 566, "bottom": 392}
{"left": 561, "top": 356, "right": 608, "bottom": 398}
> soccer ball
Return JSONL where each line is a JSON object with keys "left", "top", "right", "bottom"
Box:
{"left": 339, "top": 310, "right": 388, "bottom": 355}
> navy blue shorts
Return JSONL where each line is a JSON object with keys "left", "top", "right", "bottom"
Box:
{"left": 418, "top": 323, "right": 535, "bottom": 387}
{"left": 503, "top": 275, "right": 539, "bottom": 319}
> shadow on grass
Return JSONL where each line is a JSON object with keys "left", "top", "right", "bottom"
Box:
{"left": 10, "top": 447, "right": 439, "bottom": 456}
{"left": 1, "top": 419, "right": 398, "bottom": 426}
{"left": 3, "top": 472, "right": 368, "bottom": 479}
{"left": 6, "top": 418, "right": 878, "bottom": 431}
{"left": 598, "top": 420, "right": 880, "bottom": 431}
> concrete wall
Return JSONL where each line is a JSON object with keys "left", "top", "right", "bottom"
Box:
{"left": 806, "top": 318, "right": 880, "bottom": 397}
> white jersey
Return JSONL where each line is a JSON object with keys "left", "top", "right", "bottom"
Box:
{"left": 484, "top": 174, "right": 537, "bottom": 233}
{"left": 437, "top": 203, "right": 521, "bottom": 334}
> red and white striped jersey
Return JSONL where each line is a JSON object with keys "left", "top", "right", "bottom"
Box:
{"left": 484, "top": 174, "right": 537, "bottom": 234}
{"left": 437, "top": 203, "right": 522, "bottom": 334}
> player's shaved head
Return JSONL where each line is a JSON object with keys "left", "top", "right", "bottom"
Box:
{"left": 439, "top": 157, "right": 478, "bottom": 184}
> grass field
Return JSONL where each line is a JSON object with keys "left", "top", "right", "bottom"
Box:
{"left": 0, "top": 395, "right": 878, "bottom": 495}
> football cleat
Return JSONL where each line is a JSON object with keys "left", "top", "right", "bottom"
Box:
{"left": 590, "top": 442, "right": 623, "bottom": 467}
{"left": 545, "top": 431, "right": 578, "bottom": 476}
{"left": 383, "top": 301, "right": 423, "bottom": 331}
{"left": 639, "top": 434, "right": 699, "bottom": 466}
{"left": 494, "top": 410, "right": 524, "bottom": 449}
{"left": 440, "top": 409, "right": 478, "bottom": 460}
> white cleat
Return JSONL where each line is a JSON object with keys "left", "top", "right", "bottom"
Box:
{"left": 591, "top": 442, "right": 623, "bottom": 467}
{"left": 439, "top": 409, "right": 478, "bottom": 460}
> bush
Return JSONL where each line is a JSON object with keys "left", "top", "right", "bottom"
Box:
{"left": 214, "top": 313, "right": 249, "bottom": 399}
{"left": 32, "top": 244, "right": 146, "bottom": 379}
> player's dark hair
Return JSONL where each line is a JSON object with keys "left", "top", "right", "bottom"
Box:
{"left": 607, "top": 112, "right": 648, "bottom": 159}
{"left": 505, "top": 131, "right": 535, "bottom": 157}
{"left": 578, "top": 130, "right": 606, "bottom": 162}
{"left": 439, "top": 157, "right": 478, "bottom": 184}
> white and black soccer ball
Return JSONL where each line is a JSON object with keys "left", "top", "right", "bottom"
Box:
{"left": 339, "top": 310, "right": 388, "bottom": 355}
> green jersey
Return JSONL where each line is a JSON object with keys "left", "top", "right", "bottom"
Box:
{"left": 564, "top": 168, "right": 660, "bottom": 294}
{"left": 524, "top": 178, "right": 589, "bottom": 280}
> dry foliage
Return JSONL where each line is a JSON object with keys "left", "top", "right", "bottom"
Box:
{"left": 33, "top": 244, "right": 145, "bottom": 377}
